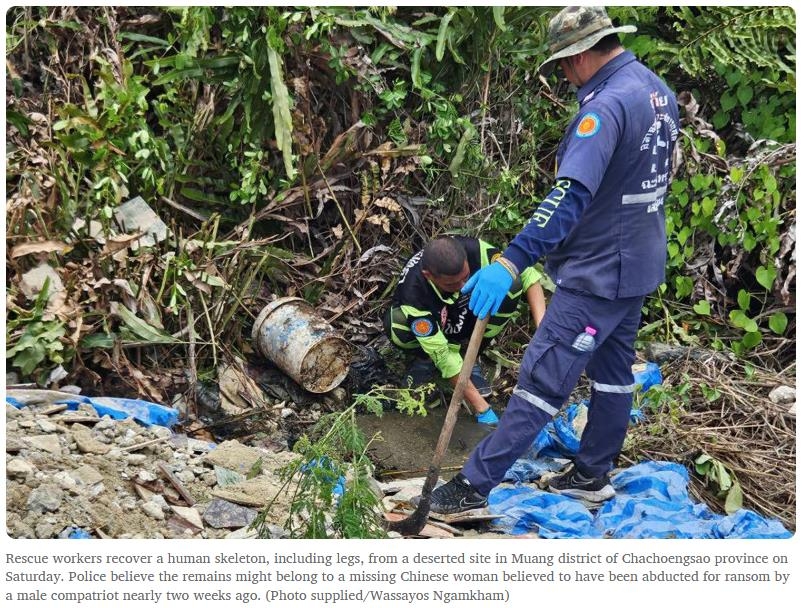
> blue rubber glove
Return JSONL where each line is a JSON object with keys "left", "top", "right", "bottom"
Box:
{"left": 461, "top": 262, "right": 514, "bottom": 319}
{"left": 476, "top": 408, "right": 499, "bottom": 426}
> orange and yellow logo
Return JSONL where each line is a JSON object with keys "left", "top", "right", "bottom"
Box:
{"left": 411, "top": 319, "right": 434, "bottom": 337}
{"left": 576, "top": 112, "right": 601, "bottom": 138}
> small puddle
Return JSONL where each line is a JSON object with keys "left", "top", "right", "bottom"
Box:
{"left": 357, "top": 405, "right": 496, "bottom": 480}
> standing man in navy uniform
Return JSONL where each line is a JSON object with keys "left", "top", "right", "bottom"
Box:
{"left": 415, "top": 6, "right": 680, "bottom": 512}
{"left": 385, "top": 235, "right": 546, "bottom": 425}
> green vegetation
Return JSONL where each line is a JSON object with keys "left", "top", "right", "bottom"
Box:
{"left": 253, "top": 401, "right": 388, "bottom": 539}
{"left": 5, "top": 6, "right": 796, "bottom": 533}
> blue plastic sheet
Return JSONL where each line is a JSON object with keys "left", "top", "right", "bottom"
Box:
{"left": 490, "top": 461, "right": 791, "bottom": 539}
{"left": 6, "top": 394, "right": 179, "bottom": 428}
{"left": 633, "top": 361, "right": 662, "bottom": 391}
{"left": 493, "top": 392, "right": 792, "bottom": 539}
{"left": 302, "top": 457, "right": 346, "bottom": 498}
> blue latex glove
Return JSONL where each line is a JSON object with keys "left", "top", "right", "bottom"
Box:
{"left": 476, "top": 408, "right": 499, "bottom": 426}
{"left": 461, "top": 262, "right": 514, "bottom": 319}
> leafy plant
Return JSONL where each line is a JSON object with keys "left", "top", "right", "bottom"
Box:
{"left": 6, "top": 279, "right": 69, "bottom": 379}
{"left": 352, "top": 383, "right": 435, "bottom": 418}
{"left": 254, "top": 401, "right": 387, "bottom": 539}
{"left": 694, "top": 452, "right": 743, "bottom": 514}
{"left": 637, "top": 376, "right": 693, "bottom": 433}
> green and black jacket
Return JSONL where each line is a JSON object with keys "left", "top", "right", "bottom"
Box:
{"left": 387, "top": 236, "right": 538, "bottom": 379}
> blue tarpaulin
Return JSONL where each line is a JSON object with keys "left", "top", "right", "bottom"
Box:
{"left": 490, "top": 398, "right": 792, "bottom": 539}
{"left": 6, "top": 394, "right": 179, "bottom": 428}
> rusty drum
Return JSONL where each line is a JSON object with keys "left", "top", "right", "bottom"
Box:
{"left": 251, "top": 297, "right": 351, "bottom": 393}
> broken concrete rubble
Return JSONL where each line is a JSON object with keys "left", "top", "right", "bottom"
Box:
{"left": 5, "top": 399, "right": 293, "bottom": 539}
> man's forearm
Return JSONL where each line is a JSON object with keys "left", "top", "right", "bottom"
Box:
{"left": 526, "top": 282, "right": 546, "bottom": 327}
{"left": 448, "top": 374, "right": 490, "bottom": 415}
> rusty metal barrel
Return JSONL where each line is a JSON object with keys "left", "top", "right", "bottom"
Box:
{"left": 251, "top": 297, "right": 351, "bottom": 393}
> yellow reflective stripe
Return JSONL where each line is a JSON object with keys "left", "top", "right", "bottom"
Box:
{"left": 400, "top": 304, "right": 431, "bottom": 317}
{"left": 520, "top": 266, "right": 539, "bottom": 291}
{"left": 478, "top": 239, "right": 496, "bottom": 267}
{"left": 418, "top": 334, "right": 462, "bottom": 378}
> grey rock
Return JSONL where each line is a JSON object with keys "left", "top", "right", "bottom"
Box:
{"left": 187, "top": 438, "right": 216, "bottom": 453}
{"left": 77, "top": 403, "right": 99, "bottom": 416}
{"left": 35, "top": 522, "right": 58, "bottom": 539}
{"left": 6, "top": 404, "right": 25, "bottom": 419}
{"left": 7, "top": 458, "right": 35, "bottom": 478}
{"left": 58, "top": 385, "right": 83, "bottom": 395}
{"left": 214, "top": 465, "right": 246, "bottom": 487}
{"left": 769, "top": 385, "right": 796, "bottom": 404}
{"left": 150, "top": 425, "right": 173, "bottom": 439}
{"left": 136, "top": 469, "right": 158, "bottom": 483}
{"left": 151, "top": 495, "right": 170, "bottom": 510}
{"left": 35, "top": 419, "right": 62, "bottom": 433}
{"left": 176, "top": 468, "right": 196, "bottom": 484}
{"left": 52, "top": 471, "right": 78, "bottom": 490}
{"left": 126, "top": 453, "right": 148, "bottom": 465}
{"left": 27, "top": 484, "right": 64, "bottom": 513}
{"left": 200, "top": 471, "right": 217, "bottom": 487}
{"left": 23, "top": 434, "right": 62, "bottom": 455}
{"left": 114, "top": 195, "right": 169, "bottom": 249}
{"left": 141, "top": 501, "right": 165, "bottom": 520}
{"left": 72, "top": 427, "right": 110, "bottom": 454}
{"left": 20, "top": 263, "right": 65, "bottom": 307}
{"left": 107, "top": 448, "right": 126, "bottom": 460}
{"left": 225, "top": 526, "right": 259, "bottom": 539}
{"left": 170, "top": 505, "right": 204, "bottom": 529}
{"left": 69, "top": 464, "right": 104, "bottom": 486}
{"left": 95, "top": 418, "right": 117, "bottom": 431}
{"left": 202, "top": 498, "right": 259, "bottom": 529}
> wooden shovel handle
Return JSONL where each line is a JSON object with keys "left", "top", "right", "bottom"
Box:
{"left": 388, "top": 315, "right": 489, "bottom": 535}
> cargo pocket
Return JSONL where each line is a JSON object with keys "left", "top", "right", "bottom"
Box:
{"left": 521, "top": 331, "right": 592, "bottom": 400}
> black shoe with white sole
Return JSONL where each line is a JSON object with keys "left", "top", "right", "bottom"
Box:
{"left": 411, "top": 473, "right": 488, "bottom": 514}
{"left": 547, "top": 465, "right": 615, "bottom": 503}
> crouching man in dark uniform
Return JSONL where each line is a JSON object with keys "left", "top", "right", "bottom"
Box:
{"left": 414, "top": 6, "right": 679, "bottom": 511}
{"left": 384, "top": 235, "right": 546, "bottom": 425}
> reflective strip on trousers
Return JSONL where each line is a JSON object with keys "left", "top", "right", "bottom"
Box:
{"left": 512, "top": 387, "right": 560, "bottom": 416}
{"left": 592, "top": 381, "right": 638, "bottom": 393}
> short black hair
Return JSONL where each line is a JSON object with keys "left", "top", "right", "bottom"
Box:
{"left": 421, "top": 237, "right": 467, "bottom": 276}
{"left": 590, "top": 33, "right": 622, "bottom": 54}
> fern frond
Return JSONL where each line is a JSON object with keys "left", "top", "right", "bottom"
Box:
{"left": 672, "top": 7, "right": 795, "bottom": 78}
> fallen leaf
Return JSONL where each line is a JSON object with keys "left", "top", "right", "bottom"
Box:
{"left": 10, "top": 240, "right": 72, "bottom": 258}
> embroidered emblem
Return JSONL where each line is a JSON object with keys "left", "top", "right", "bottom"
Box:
{"left": 576, "top": 112, "right": 601, "bottom": 138}
{"left": 411, "top": 318, "right": 434, "bottom": 337}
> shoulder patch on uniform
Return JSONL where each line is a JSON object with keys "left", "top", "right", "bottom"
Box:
{"left": 411, "top": 318, "right": 435, "bottom": 337}
{"left": 576, "top": 112, "right": 601, "bottom": 138}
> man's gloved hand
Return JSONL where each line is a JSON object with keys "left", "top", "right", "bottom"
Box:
{"left": 475, "top": 408, "right": 499, "bottom": 426}
{"left": 461, "top": 262, "right": 514, "bottom": 319}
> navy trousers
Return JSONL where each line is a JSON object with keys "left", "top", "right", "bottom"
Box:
{"left": 462, "top": 286, "right": 644, "bottom": 495}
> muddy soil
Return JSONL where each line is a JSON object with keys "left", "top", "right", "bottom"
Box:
{"left": 357, "top": 404, "right": 496, "bottom": 479}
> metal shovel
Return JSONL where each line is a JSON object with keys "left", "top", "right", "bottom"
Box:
{"left": 388, "top": 316, "right": 490, "bottom": 536}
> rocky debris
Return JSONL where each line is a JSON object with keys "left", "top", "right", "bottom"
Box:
{"left": 642, "top": 341, "right": 733, "bottom": 364}
{"left": 5, "top": 400, "right": 296, "bottom": 539}
{"left": 203, "top": 498, "right": 259, "bottom": 529}
{"left": 768, "top": 385, "right": 795, "bottom": 404}
{"left": 768, "top": 385, "right": 796, "bottom": 416}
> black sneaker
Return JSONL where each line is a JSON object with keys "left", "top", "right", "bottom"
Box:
{"left": 547, "top": 465, "right": 615, "bottom": 502}
{"left": 470, "top": 364, "right": 492, "bottom": 397}
{"left": 410, "top": 473, "right": 488, "bottom": 514}
{"left": 405, "top": 358, "right": 436, "bottom": 387}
